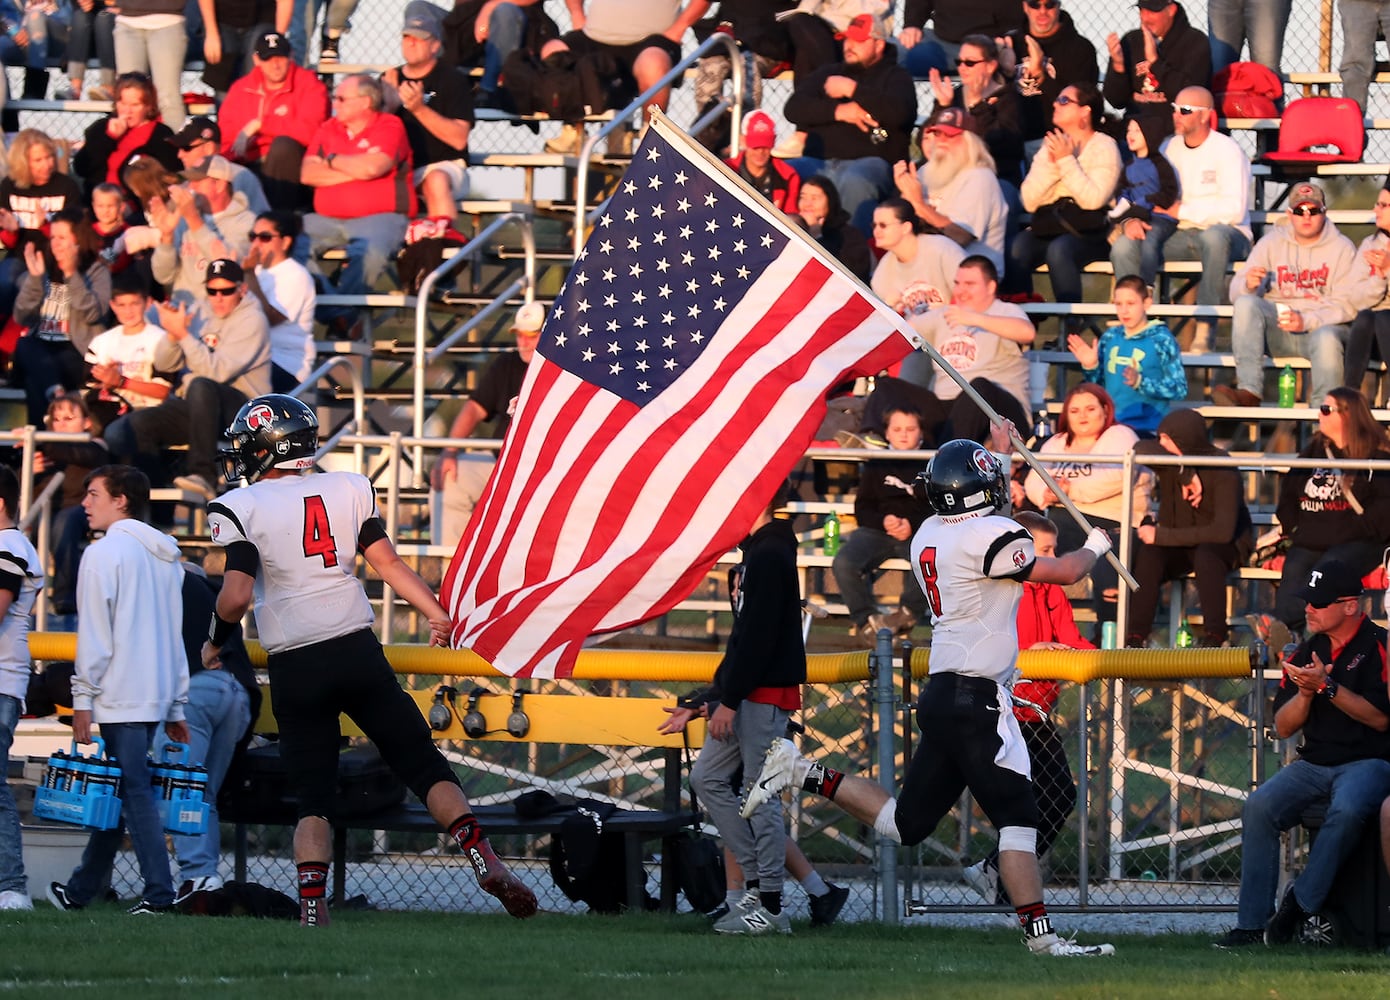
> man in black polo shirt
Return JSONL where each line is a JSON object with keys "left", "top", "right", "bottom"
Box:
{"left": 1215, "top": 560, "right": 1390, "bottom": 948}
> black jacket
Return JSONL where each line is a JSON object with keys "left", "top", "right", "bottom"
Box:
{"left": 854, "top": 456, "right": 930, "bottom": 533}
{"left": 712, "top": 518, "right": 807, "bottom": 711}
{"left": 1135, "top": 409, "right": 1250, "bottom": 553}
{"left": 785, "top": 54, "right": 916, "bottom": 164}
{"left": 72, "top": 118, "right": 181, "bottom": 195}
{"left": 797, "top": 208, "right": 872, "bottom": 283}
{"left": 904, "top": 0, "right": 1024, "bottom": 43}
{"left": 935, "top": 78, "right": 1024, "bottom": 187}
{"left": 1005, "top": 12, "right": 1100, "bottom": 140}
{"left": 1102, "top": 2, "right": 1211, "bottom": 128}
{"left": 1276, "top": 438, "right": 1390, "bottom": 551}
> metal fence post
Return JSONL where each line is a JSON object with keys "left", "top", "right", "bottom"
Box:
{"left": 873, "top": 628, "right": 899, "bottom": 924}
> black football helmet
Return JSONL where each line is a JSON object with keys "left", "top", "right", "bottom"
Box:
{"left": 220, "top": 394, "right": 319, "bottom": 485}
{"left": 919, "top": 439, "right": 1008, "bottom": 516}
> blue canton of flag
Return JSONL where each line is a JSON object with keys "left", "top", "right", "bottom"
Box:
{"left": 544, "top": 134, "right": 790, "bottom": 406}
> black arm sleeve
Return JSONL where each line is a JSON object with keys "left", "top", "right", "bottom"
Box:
{"left": 223, "top": 540, "right": 261, "bottom": 577}
{"left": 358, "top": 516, "right": 388, "bottom": 551}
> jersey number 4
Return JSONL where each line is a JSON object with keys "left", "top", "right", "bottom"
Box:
{"left": 302, "top": 495, "right": 338, "bottom": 568}
{"left": 917, "top": 545, "right": 943, "bottom": 617}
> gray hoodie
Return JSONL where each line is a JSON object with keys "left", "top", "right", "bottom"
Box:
{"left": 71, "top": 518, "right": 188, "bottom": 724}
{"left": 1229, "top": 218, "right": 1382, "bottom": 330}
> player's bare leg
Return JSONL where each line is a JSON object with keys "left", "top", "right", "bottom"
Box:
{"left": 427, "top": 781, "right": 538, "bottom": 918}
{"left": 998, "top": 850, "right": 1043, "bottom": 910}
{"left": 294, "top": 817, "right": 333, "bottom": 927}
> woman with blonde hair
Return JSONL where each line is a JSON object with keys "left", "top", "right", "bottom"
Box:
{"left": 0, "top": 128, "right": 82, "bottom": 313}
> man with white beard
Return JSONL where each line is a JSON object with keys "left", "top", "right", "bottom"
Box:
{"left": 891, "top": 107, "right": 1009, "bottom": 276}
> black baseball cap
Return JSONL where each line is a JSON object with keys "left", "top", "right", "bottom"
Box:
{"left": 256, "top": 31, "right": 291, "bottom": 60}
{"left": 1297, "top": 559, "right": 1362, "bottom": 608}
{"left": 170, "top": 116, "right": 220, "bottom": 149}
{"left": 205, "top": 259, "right": 244, "bottom": 285}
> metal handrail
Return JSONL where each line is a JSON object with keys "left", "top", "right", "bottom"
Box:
{"left": 292, "top": 353, "right": 368, "bottom": 474}
{"left": 572, "top": 31, "right": 745, "bottom": 259}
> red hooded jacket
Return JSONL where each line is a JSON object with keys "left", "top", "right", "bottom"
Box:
{"left": 220, "top": 63, "right": 330, "bottom": 164}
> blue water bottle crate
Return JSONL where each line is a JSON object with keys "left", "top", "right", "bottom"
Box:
{"left": 152, "top": 742, "right": 209, "bottom": 835}
{"left": 33, "top": 737, "right": 124, "bottom": 830}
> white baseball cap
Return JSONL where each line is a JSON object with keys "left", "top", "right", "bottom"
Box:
{"left": 514, "top": 301, "right": 546, "bottom": 333}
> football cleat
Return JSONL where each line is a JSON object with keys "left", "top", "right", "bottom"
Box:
{"left": 740, "top": 739, "right": 801, "bottom": 819}
{"left": 1028, "top": 932, "right": 1115, "bottom": 956}
{"left": 808, "top": 883, "right": 850, "bottom": 927}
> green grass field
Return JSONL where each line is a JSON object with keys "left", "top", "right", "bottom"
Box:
{"left": 3, "top": 907, "right": 1386, "bottom": 999}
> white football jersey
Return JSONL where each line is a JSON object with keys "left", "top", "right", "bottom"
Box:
{"left": 0, "top": 526, "right": 40, "bottom": 702}
{"left": 909, "top": 511, "right": 1035, "bottom": 684}
{"left": 208, "top": 471, "right": 379, "bottom": 654}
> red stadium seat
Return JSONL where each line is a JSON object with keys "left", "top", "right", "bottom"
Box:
{"left": 1257, "top": 97, "right": 1365, "bottom": 178}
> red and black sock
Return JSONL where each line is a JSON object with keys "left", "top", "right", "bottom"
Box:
{"left": 1017, "top": 900, "right": 1051, "bottom": 938}
{"left": 297, "top": 861, "right": 329, "bottom": 901}
{"left": 804, "top": 762, "right": 845, "bottom": 800}
{"left": 448, "top": 813, "right": 484, "bottom": 852}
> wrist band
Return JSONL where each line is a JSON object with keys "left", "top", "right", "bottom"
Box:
{"left": 209, "top": 612, "right": 237, "bottom": 647}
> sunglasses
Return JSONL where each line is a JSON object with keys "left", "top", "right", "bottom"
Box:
{"left": 1308, "top": 596, "right": 1359, "bottom": 610}
{"left": 1171, "top": 103, "right": 1210, "bottom": 115}
{"left": 956, "top": 57, "right": 986, "bottom": 67}
{"left": 205, "top": 285, "right": 239, "bottom": 296}
{"left": 1291, "top": 204, "right": 1324, "bottom": 217}
{"left": 1318, "top": 404, "right": 1344, "bottom": 415}
{"left": 1025, "top": 0, "right": 1060, "bottom": 8}
{"left": 250, "top": 231, "right": 281, "bottom": 242}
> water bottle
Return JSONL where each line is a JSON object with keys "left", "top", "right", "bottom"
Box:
{"left": 1176, "top": 618, "right": 1195, "bottom": 648}
{"left": 1277, "top": 365, "right": 1296, "bottom": 408}
{"left": 1033, "top": 408, "right": 1053, "bottom": 441}
{"left": 823, "top": 511, "right": 841, "bottom": 557}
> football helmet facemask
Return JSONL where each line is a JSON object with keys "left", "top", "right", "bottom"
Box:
{"left": 220, "top": 394, "right": 319, "bottom": 485}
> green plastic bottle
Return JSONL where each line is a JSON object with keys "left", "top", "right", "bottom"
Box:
{"left": 824, "top": 511, "right": 841, "bottom": 557}
{"left": 1176, "top": 619, "right": 1195, "bottom": 648}
{"left": 1277, "top": 365, "right": 1296, "bottom": 408}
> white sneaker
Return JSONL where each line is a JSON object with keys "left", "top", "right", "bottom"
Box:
{"left": 173, "top": 473, "right": 218, "bottom": 502}
{"left": 0, "top": 890, "right": 32, "bottom": 910}
{"left": 712, "top": 902, "right": 792, "bottom": 935}
{"left": 544, "top": 123, "right": 583, "bottom": 156}
{"left": 740, "top": 738, "right": 801, "bottom": 819}
{"left": 1028, "top": 932, "right": 1115, "bottom": 957}
{"left": 962, "top": 860, "right": 999, "bottom": 904}
{"left": 771, "top": 133, "right": 805, "bottom": 159}
{"left": 1186, "top": 324, "right": 1213, "bottom": 354}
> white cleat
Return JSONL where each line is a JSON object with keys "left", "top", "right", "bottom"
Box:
{"left": 1028, "top": 932, "right": 1116, "bottom": 957}
{"left": 962, "top": 859, "right": 1000, "bottom": 905}
{"left": 740, "top": 738, "right": 800, "bottom": 819}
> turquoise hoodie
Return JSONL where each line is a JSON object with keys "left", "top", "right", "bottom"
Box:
{"left": 1081, "top": 319, "right": 1186, "bottom": 434}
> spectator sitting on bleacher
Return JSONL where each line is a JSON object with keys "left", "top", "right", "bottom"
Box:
{"left": 792, "top": 174, "right": 871, "bottom": 282}
{"left": 381, "top": 2, "right": 474, "bottom": 229}
{"left": 726, "top": 110, "right": 800, "bottom": 213}
{"left": 1024, "top": 383, "right": 1148, "bottom": 631}
{"left": 905, "top": 254, "right": 1034, "bottom": 442}
{"left": 61, "top": 0, "right": 114, "bottom": 100}
{"left": 1106, "top": 116, "right": 1178, "bottom": 290}
{"left": 104, "top": 258, "right": 270, "bottom": 499}
{"left": 830, "top": 404, "right": 931, "bottom": 645}
{"left": 1128, "top": 407, "right": 1251, "bottom": 647}
{"left": 439, "top": 0, "right": 553, "bottom": 108}
{"left": 892, "top": 107, "right": 1008, "bottom": 275}
{"left": 241, "top": 209, "right": 315, "bottom": 392}
{"left": 1002, "top": 0, "right": 1098, "bottom": 147}
{"left": 0, "top": 0, "right": 70, "bottom": 101}
{"left": 1102, "top": 0, "right": 1211, "bottom": 135}
{"left": 218, "top": 31, "right": 328, "bottom": 213}
{"left": 72, "top": 71, "right": 181, "bottom": 195}
{"left": 197, "top": 0, "right": 287, "bottom": 100}
{"left": 1068, "top": 275, "right": 1185, "bottom": 435}
{"left": 1344, "top": 185, "right": 1390, "bottom": 401}
{"left": 1270, "top": 386, "right": 1390, "bottom": 632}
{"left": 114, "top": 156, "right": 178, "bottom": 294}
{"left": 782, "top": 13, "right": 916, "bottom": 236}
{"left": 925, "top": 34, "right": 1024, "bottom": 189}
{"left": 10, "top": 210, "right": 111, "bottom": 426}
{"left": 869, "top": 196, "right": 965, "bottom": 353}
{"left": 540, "top": 0, "right": 711, "bottom": 153}
{"left": 1002, "top": 81, "right": 1121, "bottom": 333}
{"left": 109, "top": 0, "right": 187, "bottom": 128}
{"left": 1212, "top": 561, "right": 1390, "bottom": 949}
{"left": 149, "top": 155, "right": 256, "bottom": 325}
{"left": 0, "top": 128, "right": 84, "bottom": 315}
{"left": 686, "top": 5, "right": 787, "bottom": 153}
{"left": 301, "top": 72, "right": 414, "bottom": 340}
{"left": 168, "top": 116, "right": 270, "bottom": 215}
{"left": 32, "top": 393, "right": 107, "bottom": 629}
{"left": 1215, "top": 183, "right": 1379, "bottom": 408}
{"left": 430, "top": 301, "right": 542, "bottom": 547}
{"left": 1113, "top": 87, "right": 1251, "bottom": 355}
{"left": 82, "top": 273, "right": 172, "bottom": 428}
{"left": 897, "top": 0, "right": 1023, "bottom": 77}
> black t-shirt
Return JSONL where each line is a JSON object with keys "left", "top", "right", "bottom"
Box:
{"left": 394, "top": 60, "right": 475, "bottom": 167}
{"left": 470, "top": 350, "right": 528, "bottom": 436}
{"left": 1273, "top": 616, "right": 1390, "bottom": 766}
{"left": 213, "top": 0, "right": 277, "bottom": 29}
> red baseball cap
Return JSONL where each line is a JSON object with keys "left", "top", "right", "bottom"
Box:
{"left": 836, "top": 14, "right": 886, "bottom": 43}
{"left": 743, "top": 111, "right": 776, "bottom": 149}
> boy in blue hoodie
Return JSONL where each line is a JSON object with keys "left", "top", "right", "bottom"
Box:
{"left": 1108, "top": 116, "right": 1180, "bottom": 289}
{"left": 1069, "top": 275, "right": 1186, "bottom": 434}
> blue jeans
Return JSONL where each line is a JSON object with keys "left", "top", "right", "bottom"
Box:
{"left": 832, "top": 526, "right": 928, "bottom": 626}
{"left": 113, "top": 17, "right": 187, "bottom": 129}
{"left": 1109, "top": 214, "right": 1181, "bottom": 287}
{"left": 68, "top": 7, "right": 115, "bottom": 82}
{"left": 1208, "top": 0, "right": 1292, "bottom": 74}
{"left": 303, "top": 211, "right": 408, "bottom": 320}
{"left": 789, "top": 156, "right": 893, "bottom": 237}
{"left": 22, "top": 5, "right": 70, "bottom": 69}
{"left": 1161, "top": 225, "right": 1250, "bottom": 309}
{"left": 898, "top": 28, "right": 957, "bottom": 78}
{"left": 1007, "top": 228, "right": 1112, "bottom": 303}
{"left": 65, "top": 721, "right": 175, "bottom": 906}
{"left": 1338, "top": 0, "right": 1390, "bottom": 109}
{"left": 0, "top": 695, "right": 25, "bottom": 894}
{"left": 288, "top": 0, "right": 357, "bottom": 62}
{"left": 169, "top": 670, "right": 250, "bottom": 881}
{"left": 1235, "top": 756, "right": 1390, "bottom": 928}
{"left": 480, "top": 2, "right": 525, "bottom": 94}
{"left": 1231, "top": 295, "right": 1347, "bottom": 404}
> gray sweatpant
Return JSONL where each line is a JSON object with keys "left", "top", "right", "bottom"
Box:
{"left": 690, "top": 700, "right": 790, "bottom": 896}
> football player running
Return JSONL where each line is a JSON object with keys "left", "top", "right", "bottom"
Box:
{"left": 203, "top": 394, "right": 537, "bottom": 925}
{"left": 743, "top": 435, "right": 1115, "bottom": 956}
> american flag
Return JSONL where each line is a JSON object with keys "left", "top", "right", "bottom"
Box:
{"left": 441, "top": 113, "right": 916, "bottom": 677}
